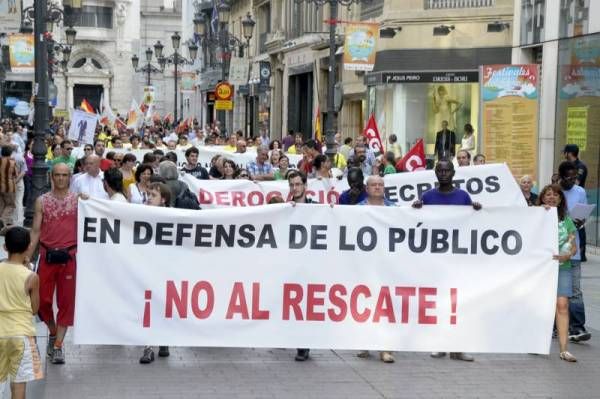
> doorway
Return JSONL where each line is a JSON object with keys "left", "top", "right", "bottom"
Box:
{"left": 73, "top": 84, "right": 103, "bottom": 112}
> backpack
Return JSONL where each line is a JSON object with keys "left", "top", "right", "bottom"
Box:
{"left": 175, "top": 186, "right": 201, "bottom": 210}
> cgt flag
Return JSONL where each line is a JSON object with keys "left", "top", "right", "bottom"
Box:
{"left": 396, "top": 139, "right": 426, "bottom": 172}
{"left": 363, "top": 114, "right": 384, "bottom": 154}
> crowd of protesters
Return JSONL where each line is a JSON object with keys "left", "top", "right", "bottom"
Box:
{"left": 0, "top": 112, "right": 595, "bottom": 398}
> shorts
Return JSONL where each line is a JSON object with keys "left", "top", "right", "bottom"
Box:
{"left": 0, "top": 337, "right": 43, "bottom": 383}
{"left": 557, "top": 267, "right": 573, "bottom": 298}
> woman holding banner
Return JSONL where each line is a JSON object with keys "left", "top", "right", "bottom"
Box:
{"left": 538, "top": 184, "right": 577, "bottom": 362}
{"left": 139, "top": 182, "right": 172, "bottom": 364}
{"left": 128, "top": 164, "right": 154, "bottom": 205}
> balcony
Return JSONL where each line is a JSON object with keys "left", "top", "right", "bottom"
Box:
{"left": 424, "top": 0, "right": 495, "bottom": 8}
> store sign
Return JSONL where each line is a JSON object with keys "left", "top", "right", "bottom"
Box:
{"left": 229, "top": 58, "right": 250, "bottom": 87}
{"left": 259, "top": 61, "right": 271, "bottom": 91}
{"left": 366, "top": 71, "right": 479, "bottom": 86}
{"left": 343, "top": 22, "right": 378, "bottom": 72}
{"left": 8, "top": 34, "right": 34, "bottom": 73}
{"left": 480, "top": 64, "right": 539, "bottom": 181}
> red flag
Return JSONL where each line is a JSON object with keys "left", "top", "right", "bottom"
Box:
{"left": 362, "top": 114, "right": 384, "bottom": 154}
{"left": 395, "top": 139, "right": 426, "bottom": 172}
{"left": 80, "top": 98, "right": 94, "bottom": 114}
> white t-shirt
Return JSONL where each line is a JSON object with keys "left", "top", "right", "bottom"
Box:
{"left": 70, "top": 172, "right": 109, "bottom": 199}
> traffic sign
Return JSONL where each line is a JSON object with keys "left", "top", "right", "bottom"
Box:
{"left": 215, "top": 100, "right": 233, "bottom": 110}
{"left": 215, "top": 82, "right": 233, "bottom": 101}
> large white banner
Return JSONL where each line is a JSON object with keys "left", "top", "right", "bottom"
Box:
{"left": 72, "top": 146, "right": 303, "bottom": 169}
{"left": 183, "top": 164, "right": 527, "bottom": 208}
{"left": 75, "top": 199, "right": 557, "bottom": 353}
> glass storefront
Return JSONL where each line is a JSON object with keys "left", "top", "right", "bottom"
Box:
{"left": 555, "top": 32, "right": 600, "bottom": 246}
{"left": 370, "top": 82, "right": 480, "bottom": 158}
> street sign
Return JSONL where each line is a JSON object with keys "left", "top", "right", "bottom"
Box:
{"left": 215, "top": 100, "right": 233, "bottom": 110}
{"left": 215, "top": 82, "right": 233, "bottom": 101}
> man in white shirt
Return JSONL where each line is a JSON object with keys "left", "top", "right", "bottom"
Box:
{"left": 70, "top": 155, "right": 108, "bottom": 199}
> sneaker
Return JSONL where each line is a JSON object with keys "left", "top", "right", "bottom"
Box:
{"left": 380, "top": 351, "right": 395, "bottom": 363}
{"left": 158, "top": 346, "right": 170, "bottom": 357}
{"left": 430, "top": 352, "right": 447, "bottom": 358}
{"left": 560, "top": 351, "right": 577, "bottom": 362}
{"left": 294, "top": 349, "right": 309, "bottom": 361}
{"left": 47, "top": 335, "right": 56, "bottom": 357}
{"left": 569, "top": 330, "right": 592, "bottom": 342}
{"left": 51, "top": 347, "right": 65, "bottom": 364}
{"left": 357, "top": 350, "right": 370, "bottom": 358}
{"left": 140, "top": 347, "right": 155, "bottom": 364}
{"left": 449, "top": 352, "right": 474, "bottom": 362}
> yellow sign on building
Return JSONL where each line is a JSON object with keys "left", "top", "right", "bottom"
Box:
{"left": 566, "top": 107, "right": 588, "bottom": 151}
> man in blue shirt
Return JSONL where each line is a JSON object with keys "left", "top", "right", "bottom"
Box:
{"left": 559, "top": 161, "right": 591, "bottom": 343}
{"left": 339, "top": 168, "right": 367, "bottom": 205}
{"left": 413, "top": 158, "right": 480, "bottom": 361}
{"left": 246, "top": 146, "right": 274, "bottom": 181}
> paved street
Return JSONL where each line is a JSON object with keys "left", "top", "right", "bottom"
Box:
{"left": 0, "top": 251, "right": 598, "bottom": 399}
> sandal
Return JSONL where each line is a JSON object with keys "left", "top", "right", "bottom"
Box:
{"left": 559, "top": 351, "right": 577, "bottom": 362}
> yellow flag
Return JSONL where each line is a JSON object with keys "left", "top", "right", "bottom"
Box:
{"left": 314, "top": 106, "right": 322, "bottom": 143}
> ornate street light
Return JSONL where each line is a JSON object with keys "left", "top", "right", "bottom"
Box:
{"left": 171, "top": 31, "right": 181, "bottom": 51}
{"left": 241, "top": 12, "right": 256, "bottom": 42}
{"left": 291, "top": 0, "right": 371, "bottom": 160}
{"left": 131, "top": 45, "right": 163, "bottom": 86}
{"left": 160, "top": 33, "right": 197, "bottom": 122}
{"left": 22, "top": 0, "right": 79, "bottom": 226}
{"left": 217, "top": 2, "right": 231, "bottom": 25}
{"left": 194, "top": 13, "right": 206, "bottom": 36}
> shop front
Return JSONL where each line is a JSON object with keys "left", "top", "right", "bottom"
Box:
{"left": 555, "top": 32, "right": 600, "bottom": 246}
{"left": 365, "top": 47, "right": 511, "bottom": 159}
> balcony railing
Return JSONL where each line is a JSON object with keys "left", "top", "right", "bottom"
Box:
{"left": 425, "top": 0, "right": 495, "bottom": 8}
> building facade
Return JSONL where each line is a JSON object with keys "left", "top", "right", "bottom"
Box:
{"left": 513, "top": 0, "right": 600, "bottom": 246}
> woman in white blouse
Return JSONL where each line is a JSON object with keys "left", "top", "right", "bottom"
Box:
{"left": 460, "top": 123, "right": 475, "bottom": 158}
{"left": 128, "top": 164, "right": 154, "bottom": 204}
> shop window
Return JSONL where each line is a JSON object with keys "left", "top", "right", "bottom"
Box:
{"left": 555, "top": 33, "right": 600, "bottom": 246}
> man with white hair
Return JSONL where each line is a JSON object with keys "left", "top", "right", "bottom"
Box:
{"left": 356, "top": 175, "right": 395, "bottom": 363}
{"left": 70, "top": 155, "right": 108, "bottom": 199}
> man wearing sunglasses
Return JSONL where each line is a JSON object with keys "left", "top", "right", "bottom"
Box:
{"left": 51, "top": 140, "right": 76, "bottom": 171}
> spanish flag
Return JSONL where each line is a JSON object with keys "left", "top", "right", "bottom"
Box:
{"left": 80, "top": 98, "right": 94, "bottom": 114}
{"left": 314, "top": 106, "right": 322, "bottom": 143}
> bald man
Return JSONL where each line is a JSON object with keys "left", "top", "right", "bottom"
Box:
{"left": 358, "top": 175, "right": 394, "bottom": 206}
{"left": 29, "top": 163, "right": 80, "bottom": 364}
{"left": 70, "top": 154, "right": 109, "bottom": 199}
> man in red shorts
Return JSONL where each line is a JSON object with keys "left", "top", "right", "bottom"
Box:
{"left": 28, "top": 163, "right": 78, "bottom": 364}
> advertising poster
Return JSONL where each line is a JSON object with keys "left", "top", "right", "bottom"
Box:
{"left": 343, "top": 22, "right": 378, "bottom": 71}
{"left": 143, "top": 86, "right": 155, "bottom": 105}
{"left": 480, "top": 64, "right": 539, "bottom": 181}
{"left": 8, "top": 34, "right": 34, "bottom": 73}
{"left": 180, "top": 72, "right": 196, "bottom": 93}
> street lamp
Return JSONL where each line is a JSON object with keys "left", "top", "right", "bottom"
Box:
{"left": 131, "top": 45, "right": 164, "bottom": 86}
{"left": 159, "top": 32, "right": 198, "bottom": 122}
{"left": 22, "top": 0, "right": 79, "bottom": 226}
{"left": 290, "top": 0, "right": 369, "bottom": 160}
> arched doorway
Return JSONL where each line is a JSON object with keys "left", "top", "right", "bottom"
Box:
{"left": 62, "top": 49, "right": 113, "bottom": 111}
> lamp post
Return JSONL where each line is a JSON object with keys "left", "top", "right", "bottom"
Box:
{"left": 193, "top": 3, "right": 255, "bottom": 131}
{"left": 288, "top": 0, "right": 367, "bottom": 160}
{"left": 157, "top": 32, "right": 198, "bottom": 123}
{"left": 22, "top": 0, "right": 78, "bottom": 226}
{"left": 131, "top": 45, "right": 164, "bottom": 86}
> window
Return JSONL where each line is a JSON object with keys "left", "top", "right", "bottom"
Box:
{"left": 73, "top": 58, "right": 86, "bottom": 68}
{"left": 74, "top": 6, "right": 113, "bottom": 29}
{"left": 361, "top": 0, "right": 383, "bottom": 20}
{"left": 559, "top": 0, "right": 589, "bottom": 38}
{"left": 520, "top": 0, "right": 545, "bottom": 45}
{"left": 285, "top": 1, "right": 323, "bottom": 40}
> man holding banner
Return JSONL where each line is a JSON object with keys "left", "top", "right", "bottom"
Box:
{"left": 413, "top": 158, "right": 480, "bottom": 362}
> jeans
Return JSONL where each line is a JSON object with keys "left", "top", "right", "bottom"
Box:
{"left": 569, "top": 261, "right": 586, "bottom": 333}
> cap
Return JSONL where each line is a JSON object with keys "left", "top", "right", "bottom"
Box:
{"left": 563, "top": 144, "right": 579, "bottom": 154}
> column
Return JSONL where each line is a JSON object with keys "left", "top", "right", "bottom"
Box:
{"left": 103, "top": 83, "right": 110, "bottom": 109}
{"left": 67, "top": 82, "right": 75, "bottom": 111}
